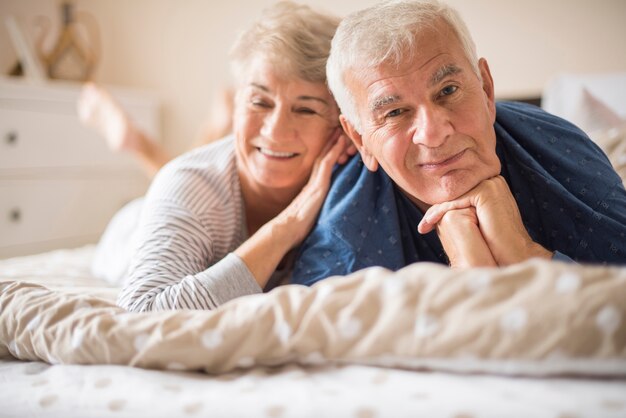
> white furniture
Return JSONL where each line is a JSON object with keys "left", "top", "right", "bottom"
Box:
{"left": 0, "top": 77, "right": 160, "bottom": 259}
{"left": 542, "top": 72, "right": 626, "bottom": 122}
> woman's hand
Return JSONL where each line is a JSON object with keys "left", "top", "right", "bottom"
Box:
{"left": 273, "top": 133, "right": 345, "bottom": 246}
{"left": 335, "top": 127, "right": 358, "bottom": 165}
{"left": 234, "top": 134, "right": 345, "bottom": 287}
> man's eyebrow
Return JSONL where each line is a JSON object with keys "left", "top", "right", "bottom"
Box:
{"left": 429, "top": 64, "right": 462, "bottom": 87}
{"left": 370, "top": 95, "right": 401, "bottom": 112}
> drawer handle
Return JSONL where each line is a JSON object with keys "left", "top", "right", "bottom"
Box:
{"left": 5, "top": 131, "right": 18, "bottom": 146}
{"left": 9, "top": 208, "right": 21, "bottom": 223}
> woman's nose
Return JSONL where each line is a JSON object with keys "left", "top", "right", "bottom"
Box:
{"left": 260, "top": 108, "right": 293, "bottom": 141}
{"left": 412, "top": 105, "right": 454, "bottom": 147}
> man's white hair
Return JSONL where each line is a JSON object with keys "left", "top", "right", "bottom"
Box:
{"left": 326, "top": 0, "right": 479, "bottom": 133}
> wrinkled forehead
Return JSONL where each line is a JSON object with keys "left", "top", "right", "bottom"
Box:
{"left": 235, "top": 53, "right": 297, "bottom": 85}
{"left": 345, "top": 23, "right": 467, "bottom": 95}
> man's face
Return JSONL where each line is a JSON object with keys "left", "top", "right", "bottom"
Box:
{"left": 342, "top": 20, "right": 501, "bottom": 211}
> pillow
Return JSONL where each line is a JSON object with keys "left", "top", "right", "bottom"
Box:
{"left": 542, "top": 72, "right": 626, "bottom": 126}
{"left": 589, "top": 125, "right": 626, "bottom": 185}
{"left": 571, "top": 88, "right": 626, "bottom": 185}
{"left": 572, "top": 88, "right": 625, "bottom": 134}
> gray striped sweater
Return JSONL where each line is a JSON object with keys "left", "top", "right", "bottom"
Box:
{"left": 117, "top": 136, "right": 263, "bottom": 311}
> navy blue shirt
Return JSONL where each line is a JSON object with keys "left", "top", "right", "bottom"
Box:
{"left": 292, "top": 102, "right": 626, "bottom": 286}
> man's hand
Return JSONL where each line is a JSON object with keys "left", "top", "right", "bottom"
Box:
{"left": 418, "top": 176, "right": 552, "bottom": 266}
{"left": 435, "top": 207, "right": 496, "bottom": 268}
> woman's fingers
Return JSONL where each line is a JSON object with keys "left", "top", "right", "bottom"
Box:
{"left": 337, "top": 134, "right": 357, "bottom": 165}
{"left": 312, "top": 136, "right": 343, "bottom": 187}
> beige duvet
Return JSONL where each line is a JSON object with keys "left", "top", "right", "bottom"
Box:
{"left": 1, "top": 258, "right": 624, "bottom": 377}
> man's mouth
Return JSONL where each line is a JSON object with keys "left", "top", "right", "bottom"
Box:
{"left": 420, "top": 149, "right": 467, "bottom": 170}
{"left": 257, "top": 147, "right": 298, "bottom": 158}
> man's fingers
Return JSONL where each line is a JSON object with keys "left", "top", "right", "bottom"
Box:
{"left": 416, "top": 177, "right": 500, "bottom": 234}
{"left": 417, "top": 199, "right": 473, "bottom": 234}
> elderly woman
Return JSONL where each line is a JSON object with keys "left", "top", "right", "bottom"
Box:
{"left": 111, "top": 1, "right": 348, "bottom": 311}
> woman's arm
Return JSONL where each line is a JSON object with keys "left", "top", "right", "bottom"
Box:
{"left": 118, "top": 136, "right": 346, "bottom": 312}
{"left": 117, "top": 197, "right": 263, "bottom": 312}
{"left": 234, "top": 137, "right": 346, "bottom": 287}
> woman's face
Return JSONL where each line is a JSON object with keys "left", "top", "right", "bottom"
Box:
{"left": 233, "top": 58, "right": 340, "bottom": 194}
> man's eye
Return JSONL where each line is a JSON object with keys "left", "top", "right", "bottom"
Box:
{"left": 385, "top": 108, "right": 404, "bottom": 118}
{"left": 440, "top": 85, "right": 458, "bottom": 96}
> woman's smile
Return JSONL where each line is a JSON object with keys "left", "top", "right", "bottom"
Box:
{"left": 256, "top": 147, "right": 299, "bottom": 159}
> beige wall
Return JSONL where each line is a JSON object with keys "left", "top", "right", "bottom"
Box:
{"left": 2, "top": 0, "right": 625, "bottom": 155}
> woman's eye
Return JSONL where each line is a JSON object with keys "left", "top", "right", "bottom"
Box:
{"left": 440, "top": 85, "right": 458, "bottom": 97}
{"left": 251, "top": 100, "right": 270, "bottom": 108}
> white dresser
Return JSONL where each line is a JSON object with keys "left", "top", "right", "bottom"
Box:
{"left": 0, "top": 77, "right": 160, "bottom": 259}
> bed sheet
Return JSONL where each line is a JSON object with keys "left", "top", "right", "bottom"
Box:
{"left": 0, "top": 245, "right": 117, "bottom": 300}
{"left": 2, "top": 358, "right": 626, "bottom": 418}
{"left": 1, "top": 247, "right": 626, "bottom": 418}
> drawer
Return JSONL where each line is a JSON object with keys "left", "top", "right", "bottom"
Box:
{"left": 0, "top": 108, "right": 141, "bottom": 170}
{"left": 0, "top": 175, "right": 148, "bottom": 252}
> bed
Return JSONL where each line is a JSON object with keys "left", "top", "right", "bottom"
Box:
{"left": 1, "top": 77, "right": 626, "bottom": 418}
{"left": 2, "top": 246, "right": 626, "bottom": 417}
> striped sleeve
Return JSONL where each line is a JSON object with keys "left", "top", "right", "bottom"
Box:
{"left": 117, "top": 139, "right": 262, "bottom": 312}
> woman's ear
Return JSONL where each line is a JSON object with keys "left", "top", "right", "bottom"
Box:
{"left": 339, "top": 115, "right": 379, "bottom": 172}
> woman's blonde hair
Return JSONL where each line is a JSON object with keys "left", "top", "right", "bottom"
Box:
{"left": 230, "top": 1, "right": 340, "bottom": 84}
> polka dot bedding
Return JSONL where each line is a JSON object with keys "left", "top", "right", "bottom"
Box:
{"left": 1, "top": 258, "right": 624, "bottom": 377}
{"left": 1, "top": 248, "right": 626, "bottom": 417}
{"left": 2, "top": 360, "right": 626, "bottom": 418}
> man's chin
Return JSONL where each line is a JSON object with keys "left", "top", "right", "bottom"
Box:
{"left": 405, "top": 178, "right": 483, "bottom": 212}
{"left": 440, "top": 168, "right": 500, "bottom": 200}
{"left": 399, "top": 165, "right": 500, "bottom": 211}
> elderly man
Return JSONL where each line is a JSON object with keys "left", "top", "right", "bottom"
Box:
{"left": 292, "top": 0, "right": 626, "bottom": 285}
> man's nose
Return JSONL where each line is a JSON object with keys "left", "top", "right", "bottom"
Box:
{"left": 260, "top": 107, "right": 292, "bottom": 141}
{"left": 412, "top": 105, "right": 453, "bottom": 147}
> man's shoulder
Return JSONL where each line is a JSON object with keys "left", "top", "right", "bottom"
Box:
{"left": 495, "top": 101, "right": 585, "bottom": 137}
{"left": 497, "top": 101, "right": 562, "bottom": 124}
{"left": 291, "top": 155, "right": 402, "bottom": 286}
{"left": 323, "top": 154, "right": 392, "bottom": 219}
{"left": 494, "top": 101, "right": 626, "bottom": 264}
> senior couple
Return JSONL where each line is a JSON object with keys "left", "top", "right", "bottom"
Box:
{"left": 110, "top": 0, "right": 626, "bottom": 312}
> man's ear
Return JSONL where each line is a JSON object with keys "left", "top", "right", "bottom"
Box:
{"left": 339, "top": 115, "right": 379, "bottom": 172}
{"left": 478, "top": 58, "right": 496, "bottom": 119}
